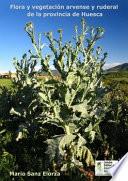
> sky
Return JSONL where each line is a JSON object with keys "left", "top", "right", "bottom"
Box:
{"left": 0, "top": 0, "right": 128, "bottom": 72}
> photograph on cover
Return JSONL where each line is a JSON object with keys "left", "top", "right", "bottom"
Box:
{"left": 0, "top": 0, "right": 128, "bottom": 180}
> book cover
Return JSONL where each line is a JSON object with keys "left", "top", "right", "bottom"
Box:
{"left": 0, "top": 0, "right": 128, "bottom": 180}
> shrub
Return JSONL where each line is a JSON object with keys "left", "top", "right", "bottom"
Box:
{"left": 0, "top": 19, "right": 109, "bottom": 180}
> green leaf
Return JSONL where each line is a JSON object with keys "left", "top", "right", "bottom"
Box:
{"left": 10, "top": 107, "right": 22, "bottom": 117}
{"left": 66, "top": 72, "right": 76, "bottom": 86}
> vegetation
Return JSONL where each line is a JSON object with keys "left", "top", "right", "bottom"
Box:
{"left": 0, "top": 20, "right": 128, "bottom": 181}
{"left": 0, "top": 79, "right": 13, "bottom": 90}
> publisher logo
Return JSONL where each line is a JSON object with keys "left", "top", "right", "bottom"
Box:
{"left": 95, "top": 160, "right": 118, "bottom": 176}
